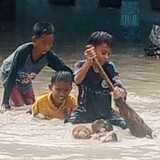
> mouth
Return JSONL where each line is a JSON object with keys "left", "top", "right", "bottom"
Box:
{"left": 58, "top": 96, "right": 65, "bottom": 101}
{"left": 41, "top": 51, "right": 47, "bottom": 54}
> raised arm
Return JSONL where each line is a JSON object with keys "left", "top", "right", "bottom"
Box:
{"left": 74, "top": 45, "right": 96, "bottom": 84}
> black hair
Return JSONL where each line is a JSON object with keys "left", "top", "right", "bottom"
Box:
{"left": 33, "top": 22, "right": 55, "bottom": 36}
{"left": 88, "top": 31, "right": 114, "bottom": 47}
{"left": 51, "top": 71, "right": 73, "bottom": 84}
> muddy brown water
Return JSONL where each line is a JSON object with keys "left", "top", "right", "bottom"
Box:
{"left": 0, "top": 26, "right": 160, "bottom": 160}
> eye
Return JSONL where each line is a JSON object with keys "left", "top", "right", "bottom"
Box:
{"left": 102, "top": 52, "right": 106, "bottom": 55}
{"left": 54, "top": 88, "right": 60, "bottom": 92}
{"left": 102, "top": 51, "right": 111, "bottom": 56}
{"left": 64, "top": 89, "right": 70, "bottom": 93}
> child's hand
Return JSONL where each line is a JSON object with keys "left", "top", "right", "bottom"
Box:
{"left": 83, "top": 45, "right": 96, "bottom": 64}
{"left": 113, "top": 86, "right": 126, "bottom": 99}
{"left": 22, "top": 72, "right": 37, "bottom": 84}
{"left": 0, "top": 103, "right": 11, "bottom": 114}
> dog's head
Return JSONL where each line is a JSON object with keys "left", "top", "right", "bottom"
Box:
{"left": 72, "top": 125, "right": 92, "bottom": 139}
{"left": 91, "top": 119, "right": 113, "bottom": 133}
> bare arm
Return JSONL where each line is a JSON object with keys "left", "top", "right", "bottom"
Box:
{"left": 74, "top": 45, "right": 96, "bottom": 84}
{"left": 74, "top": 60, "right": 92, "bottom": 84}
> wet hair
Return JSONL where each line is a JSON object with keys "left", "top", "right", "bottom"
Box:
{"left": 51, "top": 71, "right": 73, "bottom": 84}
{"left": 88, "top": 31, "right": 114, "bottom": 47}
{"left": 33, "top": 22, "right": 55, "bottom": 36}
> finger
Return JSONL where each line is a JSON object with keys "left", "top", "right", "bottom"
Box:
{"left": 22, "top": 79, "right": 30, "bottom": 84}
{"left": 86, "top": 44, "right": 94, "bottom": 49}
{"left": 0, "top": 110, "right": 4, "bottom": 114}
{"left": 0, "top": 107, "right": 6, "bottom": 114}
{"left": 85, "top": 49, "right": 96, "bottom": 57}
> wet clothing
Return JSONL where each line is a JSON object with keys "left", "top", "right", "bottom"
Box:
{"left": 67, "top": 60, "right": 127, "bottom": 129}
{"left": 32, "top": 92, "right": 77, "bottom": 120}
{"left": 9, "top": 85, "right": 35, "bottom": 107}
{"left": 0, "top": 42, "right": 72, "bottom": 108}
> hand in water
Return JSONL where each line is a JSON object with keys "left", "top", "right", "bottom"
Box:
{"left": 0, "top": 103, "right": 11, "bottom": 114}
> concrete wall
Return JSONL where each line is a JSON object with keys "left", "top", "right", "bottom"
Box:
{"left": 15, "top": 0, "right": 160, "bottom": 37}
{"left": 15, "top": 0, "right": 120, "bottom": 33}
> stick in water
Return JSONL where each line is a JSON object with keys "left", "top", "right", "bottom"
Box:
{"left": 94, "top": 58, "right": 153, "bottom": 138}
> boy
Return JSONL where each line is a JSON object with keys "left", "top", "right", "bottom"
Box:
{"left": 32, "top": 71, "right": 77, "bottom": 120}
{"left": 0, "top": 22, "right": 72, "bottom": 112}
{"left": 67, "top": 31, "right": 127, "bottom": 129}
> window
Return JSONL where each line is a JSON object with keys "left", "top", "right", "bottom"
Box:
{"left": 99, "top": 0, "right": 122, "bottom": 9}
{"left": 48, "top": 0, "right": 75, "bottom": 6}
{"left": 150, "top": 0, "right": 160, "bottom": 11}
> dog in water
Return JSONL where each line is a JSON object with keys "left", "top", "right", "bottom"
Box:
{"left": 72, "top": 119, "right": 117, "bottom": 142}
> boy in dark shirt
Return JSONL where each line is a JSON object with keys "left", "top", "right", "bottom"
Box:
{"left": 67, "top": 31, "right": 127, "bottom": 129}
{"left": 0, "top": 22, "right": 72, "bottom": 112}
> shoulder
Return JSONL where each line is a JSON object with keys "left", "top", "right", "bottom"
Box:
{"left": 104, "top": 61, "right": 119, "bottom": 73}
{"left": 67, "top": 94, "right": 77, "bottom": 100}
{"left": 74, "top": 60, "right": 85, "bottom": 70}
{"left": 74, "top": 60, "right": 85, "bottom": 66}
{"left": 66, "top": 94, "right": 77, "bottom": 104}
{"left": 16, "top": 42, "right": 34, "bottom": 52}
{"left": 46, "top": 50, "right": 57, "bottom": 58}
{"left": 13, "top": 42, "right": 34, "bottom": 61}
{"left": 45, "top": 51, "right": 62, "bottom": 63}
{"left": 35, "top": 92, "right": 49, "bottom": 103}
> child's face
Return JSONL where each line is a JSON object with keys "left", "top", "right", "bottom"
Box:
{"left": 33, "top": 34, "right": 54, "bottom": 54}
{"left": 49, "top": 81, "right": 72, "bottom": 107}
{"left": 95, "top": 43, "right": 111, "bottom": 65}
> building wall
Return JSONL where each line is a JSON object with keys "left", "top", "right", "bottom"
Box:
{"left": 15, "top": 0, "right": 159, "bottom": 37}
{"left": 15, "top": 0, "right": 120, "bottom": 33}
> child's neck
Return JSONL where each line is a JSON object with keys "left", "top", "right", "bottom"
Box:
{"left": 32, "top": 47, "right": 44, "bottom": 63}
{"left": 92, "top": 64, "right": 100, "bottom": 73}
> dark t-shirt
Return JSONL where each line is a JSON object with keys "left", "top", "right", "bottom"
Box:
{"left": 74, "top": 60, "right": 124, "bottom": 118}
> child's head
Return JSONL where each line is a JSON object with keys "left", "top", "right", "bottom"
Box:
{"left": 88, "top": 31, "right": 114, "bottom": 65}
{"left": 49, "top": 71, "right": 73, "bottom": 107}
{"left": 32, "top": 22, "right": 55, "bottom": 54}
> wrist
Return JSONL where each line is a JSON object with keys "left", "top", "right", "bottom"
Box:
{"left": 85, "top": 59, "right": 93, "bottom": 67}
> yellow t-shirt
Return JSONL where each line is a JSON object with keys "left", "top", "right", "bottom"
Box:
{"left": 32, "top": 92, "right": 77, "bottom": 120}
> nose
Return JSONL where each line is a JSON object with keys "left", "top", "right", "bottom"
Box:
{"left": 58, "top": 90, "right": 68, "bottom": 97}
{"left": 104, "top": 54, "right": 109, "bottom": 60}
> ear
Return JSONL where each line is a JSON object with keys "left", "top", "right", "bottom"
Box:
{"left": 32, "top": 36, "right": 35, "bottom": 42}
{"left": 32, "top": 36, "right": 38, "bottom": 43}
{"left": 69, "top": 86, "right": 73, "bottom": 92}
{"left": 48, "top": 84, "right": 52, "bottom": 91}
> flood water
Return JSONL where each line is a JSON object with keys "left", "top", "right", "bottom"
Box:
{"left": 0, "top": 23, "right": 160, "bottom": 160}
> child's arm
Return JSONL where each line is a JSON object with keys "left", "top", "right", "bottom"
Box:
{"left": 74, "top": 45, "right": 96, "bottom": 84}
{"left": 46, "top": 52, "right": 73, "bottom": 74}
{"left": 74, "top": 60, "right": 92, "bottom": 84}
{"left": 2, "top": 46, "right": 31, "bottom": 108}
{"left": 31, "top": 101, "right": 39, "bottom": 117}
{"left": 106, "top": 62, "right": 127, "bottom": 100}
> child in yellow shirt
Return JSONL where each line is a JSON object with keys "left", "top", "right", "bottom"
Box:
{"left": 32, "top": 71, "right": 77, "bottom": 121}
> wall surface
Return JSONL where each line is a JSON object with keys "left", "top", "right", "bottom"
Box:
{"left": 14, "top": 0, "right": 160, "bottom": 38}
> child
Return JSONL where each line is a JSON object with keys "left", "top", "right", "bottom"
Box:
{"left": 0, "top": 22, "right": 72, "bottom": 112}
{"left": 32, "top": 71, "right": 77, "bottom": 120}
{"left": 67, "top": 31, "right": 127, "bottom": 129}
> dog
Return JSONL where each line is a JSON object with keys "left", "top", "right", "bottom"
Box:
{"left": 72, "top": 124, "right": 92, "bottom": 139}
{"left": 91, "top": 119, "right": 113, "bottom": 133}
{"left": 72, "top": 119, "right": 118, "bottom": 142}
